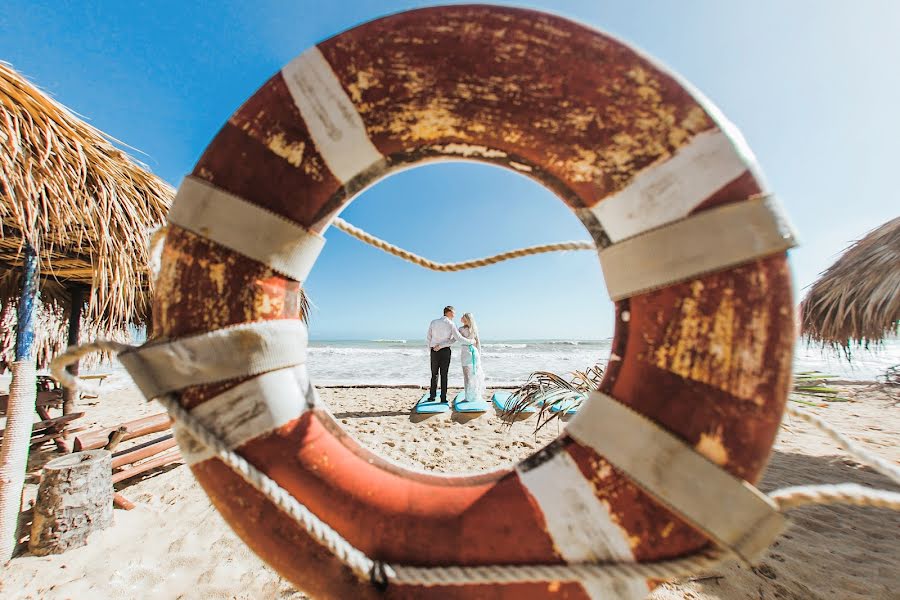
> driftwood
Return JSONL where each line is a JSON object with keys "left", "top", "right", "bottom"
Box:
{"left": 29, "top": 450, "right": 113, "bottom": 555}
{"left": 103, "top": 426, "right": 128, "bottom": 451}
{"left": 0, "top": 413, "right": 83, "bottom": 439}
{"left": 112, "top": 493, "right": 135, "bottom": 511}
{"left": 29, "top": 425, "right": 87, "bottom": 447}
{"left": 35, "top": 406, "right": 70, "bottom": 453}
{"left": 111, "top": 435, "right": 176, "bottom": 469}
{"left": 111, "top": 449, "right": 182, "bottom": 484}
{"left": 73, "top": 413, "right": 171, "bottom": 451}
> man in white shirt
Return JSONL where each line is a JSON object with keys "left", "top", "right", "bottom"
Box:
{"left": 425, "top": 306, "right": 474, "bottom": 403}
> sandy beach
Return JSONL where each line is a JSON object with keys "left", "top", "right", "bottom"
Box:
{"left": 2, "top": 380, "right": 898, "bottom": 600}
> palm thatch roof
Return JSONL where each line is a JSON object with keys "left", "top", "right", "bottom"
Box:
{"left": 0, "top": 62, "right": 172, "bottom": 366}
{"left": 800, "top": 217, "right": 900, "bottom": 350}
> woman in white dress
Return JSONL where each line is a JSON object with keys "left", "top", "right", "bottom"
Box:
{"left": 458, "top": 313, "right": 486, "bottom": 403}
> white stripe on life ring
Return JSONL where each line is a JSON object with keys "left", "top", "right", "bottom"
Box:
{"left": 168, "top": 177, "right": 327, "bottom": 283}
{"left": 590, "top": 129, "right": 752, "bottom": 243}
{"left": 567, "top": 392, "right": 785, "bottom": 564}
{"left": 282, "top": 47, "right": 384, "bottom": 185}
{"left": 176, "top": 365, "right": 316, "bottom": 465}
{"left": 516, "top": 449, "right": 647, "bottom": 599}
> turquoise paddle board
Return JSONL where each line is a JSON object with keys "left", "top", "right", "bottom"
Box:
{"left": 491, "top": 391, "right": 536, "bottom": 415}
{"left": 453, "top": 391, "right": 489, "bottom": 413}
{"left": 548, "top": 394, "right": 584, "bottom": 415}
{"left": 414, "top": 392, "right": 451, "bottom": 414}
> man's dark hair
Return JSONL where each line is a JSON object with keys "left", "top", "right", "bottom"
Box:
{"left": 443, "top": 306, "right": 455, "bottom": 315}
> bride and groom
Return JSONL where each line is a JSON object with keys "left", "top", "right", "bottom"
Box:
{"left": 425, "top": 306, "right": 485, "bottom": 405}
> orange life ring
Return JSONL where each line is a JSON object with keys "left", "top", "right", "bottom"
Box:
{"left": 154, "top": 5, "right": 795, "bottom": 599}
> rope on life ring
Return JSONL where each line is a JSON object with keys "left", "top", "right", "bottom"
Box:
{"left": 49, "top": 6, "right": 900, "bottom": 599}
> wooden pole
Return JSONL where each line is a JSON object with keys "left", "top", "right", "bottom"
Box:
{"left": 73, "top": 413, "right": 171, "bottom": 452}
{"left": 14, "top": 243, "right": 39, "bottom": 360}
{"left": 111, "top": 449, "right": 182, "bottom": 484}
{"left": 111, "top": 435, "right": 176, "bottom": 469}
{"left": 0, "top": 241, "right": 40, "bottom": 562}
{"left": 62, "top": 285, "right": 85, "bottom": 415}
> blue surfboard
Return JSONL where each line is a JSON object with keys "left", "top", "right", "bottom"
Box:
{"left": 548, "top": 395, "right": 583, "bottom": 415}
{"left": 453, "top": 391, "right": 489, "bottom": 413}
{"left": 491, "top": 391, "right": 536, "bottom": 415}
{"left": 414, "top": 392, "right": 451, "bottom": 414}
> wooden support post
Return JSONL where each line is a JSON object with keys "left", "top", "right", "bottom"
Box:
{"left": 29, "top": 450, "right": 113, "bottom": 555}
{"left": 14, "top": 243, "right": 39, "bottom": 360}
{"left": 62, "top": 285, "right": 85, "bottom": 415}
{"left": 0, "top": 241, "right": 40, "bottom": 562}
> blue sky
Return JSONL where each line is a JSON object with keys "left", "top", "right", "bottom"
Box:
{"left": 2, "top": 1, "right": 897, "bottom": 340}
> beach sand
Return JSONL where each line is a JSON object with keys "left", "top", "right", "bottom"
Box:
{"left": 2, "top": 381, "right": 898, "bottom": 599}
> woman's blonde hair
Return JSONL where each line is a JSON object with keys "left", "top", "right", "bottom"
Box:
{"left": 461, "top": 312, "right": 479, "bottom": 346}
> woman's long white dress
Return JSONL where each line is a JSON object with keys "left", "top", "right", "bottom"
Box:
{"left": 458, "top": 325, "right": 486, "bottom": 402}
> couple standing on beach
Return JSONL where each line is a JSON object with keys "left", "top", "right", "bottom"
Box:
{"left": 426, "top": 306, "right": 486, "bottom": 405}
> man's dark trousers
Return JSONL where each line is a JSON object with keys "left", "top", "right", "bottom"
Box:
{"left": 429, "top": 347, "right": 452, "bottom": 402}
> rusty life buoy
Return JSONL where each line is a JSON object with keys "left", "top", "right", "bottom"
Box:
{"left": 152, "top": 5, "right": 796, "bottom": 599}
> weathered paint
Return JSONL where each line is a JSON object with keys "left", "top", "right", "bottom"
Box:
{"left": 154, "top": 5, "right": 795, "bottom": 599}
{"left": 15, "top": 242, "right": 39, "bottom": 360}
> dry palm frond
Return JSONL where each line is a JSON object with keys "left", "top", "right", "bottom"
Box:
{"left": 878, "top": 364, "right": 900, "bottom": 387}
{"left": 507, "top": 362, "right": 605, "bottom": 432}
{"left": 800, "top": 217, "right": 900, "bottom": 355}
{"left": 791, "top": 371, "right": 848, "bottom": 405}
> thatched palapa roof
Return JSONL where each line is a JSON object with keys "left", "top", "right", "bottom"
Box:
{"left": 800, "top": 217, "right": 900, "bottom": 350}
{"left": 0, "top": 62, "right": 173, "bottom": 365}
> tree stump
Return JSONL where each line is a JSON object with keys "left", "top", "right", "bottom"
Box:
{"left": 29, "top": 450, "right": 113, "bottom": 555}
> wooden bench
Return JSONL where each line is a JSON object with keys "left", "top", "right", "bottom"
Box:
{"left": 78, "top": 373, "right": 112, "bottom": 399}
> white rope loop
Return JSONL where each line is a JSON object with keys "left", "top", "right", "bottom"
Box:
{"left": 771, "top": 483, "right": 900, "bottom": 512}
{"left": 49, "top": 340, "right": 900, "bottom": 590}
{"left": 50, "top": 340, "right": 137, "bottom": 396}
{"left": 784, "top": 403, "right": 900, "bottom": 485}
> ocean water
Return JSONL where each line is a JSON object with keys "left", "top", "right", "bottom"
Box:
{"left": 304, "top": 338, "right": 900, "bottom": 387}
{"left": 53, "top": 338, "right": 897, "bottom": 392}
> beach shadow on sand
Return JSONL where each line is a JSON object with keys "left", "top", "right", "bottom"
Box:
{"left": 670, "top": 449, "right": 900, "bottom": 600}
{"left": 409, "top": 411, "right": 444, "bottom": 424}
{"left": 450, "top": 411, "right": 485, "bottom": 424}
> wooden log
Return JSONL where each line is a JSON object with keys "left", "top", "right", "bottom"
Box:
{"left": 113, "top": 493, "right": 135, "bottom": 511}
{"left": 103, "top": 426, "right": 128, "bottom": 451}
{"left": 111, "top": 449, "right": 182, "bottom": 484}
{"left": 111, "top": 436, "right": 176, "bottom": 469}
{"left": 73, "top": 413, "right": 171, "bottom": 452}
{"left": 0, "top": 413, "right": 83, "bottom": 440}
{"left": 29, "top": 426, "right": 88, "bottom": 447}
{"left": 29, "top": 450, "right": 113, "bottom": 556}
{"left": 112, "top": 432, "right": 173, "bottom": 459}
{"left": 35, "top": 406, "right": 72, "bottom": 453}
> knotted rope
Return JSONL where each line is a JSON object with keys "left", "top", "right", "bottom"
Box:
{"left": 50, "top": 344, "right": 900, "bottom": 589}
{"left": 331, "top": 217, "right": 596, "bottom": 271}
